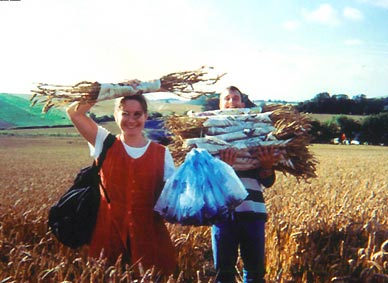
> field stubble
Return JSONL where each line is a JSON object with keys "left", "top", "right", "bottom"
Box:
{"left": 0, "top": 136, "right": 387, "bottom": 283}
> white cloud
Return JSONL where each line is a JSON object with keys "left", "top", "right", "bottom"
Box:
{"left": 360, "top": 0, "right": 388, "bottom": 9}
{"left": 343, "top": 7, "right": 364, "bottom": 20}
{"left": 302, "top": 4, "right": 341, "bottom": 26}
{"left": 344, "top": 39, "right": 363, "bottom": 46}
{"left": 283, "top": 20, "right": 300, "bottom": 31}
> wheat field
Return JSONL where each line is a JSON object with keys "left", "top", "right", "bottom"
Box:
{"left": 0, "top": 136, "right": 387, "bottom": 283}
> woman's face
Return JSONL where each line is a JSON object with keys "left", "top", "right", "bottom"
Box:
{"left": 115, "top": 99, "right": 148, "bottom": 137}
{"left": 219, "top": 89, "right": 245, "bottom": 109}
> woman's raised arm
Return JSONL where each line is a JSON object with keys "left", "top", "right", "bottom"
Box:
{"left": 66, "top": 102, "right": 98, "bottom": 146}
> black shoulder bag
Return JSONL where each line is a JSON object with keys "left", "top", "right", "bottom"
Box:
{"left": 48, "top": 134, "right": 116, "bottom": 249}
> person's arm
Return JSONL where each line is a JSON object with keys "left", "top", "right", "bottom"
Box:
{"left": 66, "top": 101, "right": 98, "bottom": 145}
{"left": 257, "top": 146, "right": 279, "bottom": 187}
{"left": 258, "top": 168, "right": 276, "bottom": 187}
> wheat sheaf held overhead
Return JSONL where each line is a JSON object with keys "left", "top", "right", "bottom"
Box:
{"left": 30, "top": 66, "right": 226, "bottom": 113}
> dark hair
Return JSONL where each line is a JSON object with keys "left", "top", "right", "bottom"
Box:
{"left": 115, "top": 94, "right": 148, "bottom": 113}
{"left": 224, "top": 86, "right": 243, "bottom": 100}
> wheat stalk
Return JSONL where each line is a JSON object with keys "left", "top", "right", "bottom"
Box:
{"left": 159, "top": 66, "right": 225, "bottom": 98}
{"left": 30, "top": 67, "right": 225, "bottom": 113}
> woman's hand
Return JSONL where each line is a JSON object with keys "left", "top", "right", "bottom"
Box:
{"left": 219, "top": 148, "right": 238, "bottom": 166}
{"left": 257, "top": 146, "right": 281, "bottom": 179}
{"left": 257, "top": 146, "right": 280, "bottom": 169}
{"left": 120, "top": 79, "right": 141, "bottom": 87}
{"left": 67, "top": 100, "right": 95, "bottom": 115}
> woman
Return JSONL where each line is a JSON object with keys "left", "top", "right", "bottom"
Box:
{"left": 66, "top": 93, "right": 177, "bottom": 277}
{"left": 212, "top": 86, "right": 279, "bottom": 283}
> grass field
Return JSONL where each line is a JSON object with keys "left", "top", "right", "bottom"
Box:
{"left": 307, "top": 113, "right": 366, "bottom": 123}
{"left": 0, "top": 134, "right": 387, "bottom": 283}
{"left": 0, "top": 94, "right": 70, "bottom": 129}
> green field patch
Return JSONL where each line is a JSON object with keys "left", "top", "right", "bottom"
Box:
{"left": 0, "top": 93, "right": 71, "bottom": 129}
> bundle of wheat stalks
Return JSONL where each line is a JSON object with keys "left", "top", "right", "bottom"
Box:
{"left": 30, "top": 67, "right": 225, "bottom": 113}
{"left": 166, "top": 104, "right": 318, "bottom": 181}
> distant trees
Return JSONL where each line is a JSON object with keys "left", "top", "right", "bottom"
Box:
{"left": 309, "top": 113, "right": 388, "bottom": 145}
{"left": 359, "top": 113, "right": 388, "bottom": 145}
{"left": 308, "top": 120, "right": 339, "bottom": 143}
{"left": 309, "top": 115, "right": 361, "bottom": 143}
{"left": 334, "top": 116, "right": 362, "bottom": 140}
{"left": 294, "top": 92, "right": 388, "bottom": 144}
{"left": 297, "top": 92, "right": 387, "bottom": 115}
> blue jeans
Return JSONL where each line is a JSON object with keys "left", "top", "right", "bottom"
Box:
{"left": 211, "top": 217, "right": 266, "bottom": 283}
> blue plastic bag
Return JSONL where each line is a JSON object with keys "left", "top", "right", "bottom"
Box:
{"left": 154, "top": 148, "right": 248, "bottom": 225}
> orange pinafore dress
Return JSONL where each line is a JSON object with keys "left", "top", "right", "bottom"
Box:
{"left": 88, "top": 137, "right": 176, "bottom": 275}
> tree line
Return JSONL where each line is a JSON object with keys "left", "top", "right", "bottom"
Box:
{"left": 294, "top": 93, "right": 388, "bottom": 145}
{"left": 295, "top": 92, "right": 388, "bottom": 115}
{"left": 308, "top": 113, "right": 388, "bottom": 145}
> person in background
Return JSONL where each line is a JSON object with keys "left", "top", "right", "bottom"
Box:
{"left": 341, "top": 133, "right": 348, "bottom": 144}
{"left": 66, "top": 90, "right": 177, "bottom": 279}
{"left": 212, "top": 86, "right": 279, "bottom": 283}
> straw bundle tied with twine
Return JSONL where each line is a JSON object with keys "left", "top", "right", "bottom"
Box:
{"left": 30, "top": 66, "right": 226, "bottom": 113}
{"left": 166, "top": 104, "right": 318, "bottom": 181}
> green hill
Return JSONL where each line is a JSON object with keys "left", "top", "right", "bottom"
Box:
{"left": 0, "top": 93, "right": 71, "bottom": 129}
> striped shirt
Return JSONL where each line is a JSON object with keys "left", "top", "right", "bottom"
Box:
{"left": 235, "top": 169, "right": 275, "bottom": 221}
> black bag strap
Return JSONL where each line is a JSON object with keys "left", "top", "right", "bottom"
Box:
{"left": 93, "top": 133, "right": 116, "bottom": 203}
{"left": 95, "top": 133, "right": 116, "bottom": 169}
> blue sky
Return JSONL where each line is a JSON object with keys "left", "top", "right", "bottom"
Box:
{"left": 1, "top": 0, "right": 388, "bottom": 102}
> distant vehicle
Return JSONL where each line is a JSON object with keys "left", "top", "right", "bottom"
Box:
{"left": 331, "top": 138, "right": 340, "bottom": 144}
{"left": 351, "top": 140, "right": 360, "bottom": 145}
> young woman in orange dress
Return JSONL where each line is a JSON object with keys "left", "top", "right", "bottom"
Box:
{"left": 67, "top": 92, "right": 176, "bottom": 278}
